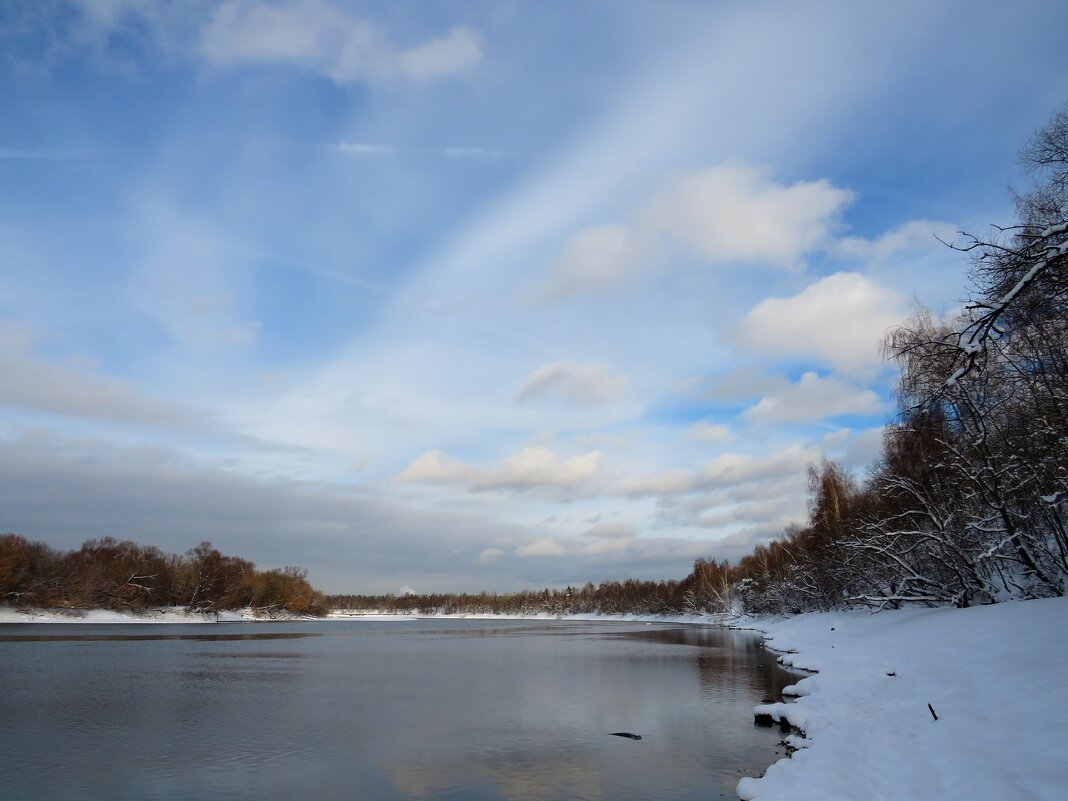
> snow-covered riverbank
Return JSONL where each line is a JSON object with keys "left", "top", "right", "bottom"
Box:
{"left": 0, "top": 606, "right": 316, "bottom": 624}
{"left": 736, "top": 596, "right": 1068, "bottom": 801}
{"left": 328, "top": 609, "right": 717, "bottom": 624}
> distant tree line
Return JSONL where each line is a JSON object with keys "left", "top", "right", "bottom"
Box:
{"left": 329, "top": 559, "right": 733, "bottom": 617}
{"left": 0, "top": 535, "right": 329, "bottom": 616}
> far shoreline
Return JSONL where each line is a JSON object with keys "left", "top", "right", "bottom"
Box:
{"left": 0, "top": 605, "right": 728, "bottom": 626}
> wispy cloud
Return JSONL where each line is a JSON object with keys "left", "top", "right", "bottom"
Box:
{"left": 332, "top": 141, "right": 395, "bottom": 156}
{"left": 0, "top": 321, "right": 208, "bottom": 432}
{"left": 516, "top": 362, "right": 627, "bottom": 407}
{"left": 199, "top": 1, "right": 481, "bottom": 84}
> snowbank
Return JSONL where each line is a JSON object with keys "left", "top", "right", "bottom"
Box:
{"left": 0, "top": 606, "right": 309, "bottom": 624}
{"left": 327, "top": 609, "right": 722, "bottom": 625}
{"left": 736, "top": 597, "right": 1068, "bottom": 801}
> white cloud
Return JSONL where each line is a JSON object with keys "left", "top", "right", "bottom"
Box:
{"left": 609, "top": 468, "right": 697, "bottom": 498}
{"left": 690, "top": 421, "right": 731, "bottom": 444}
{"left": 539, "top": 163, "right": 853, "bottom": 298}
{"left": 538, "top": 224, "right": 636, "bottom": 298}
{"left": 642, "top": 162, "right": 854, "bottom": 265}
{"left": 199, "top": 0, "right": 481, "bottom": 84}
{"left": 396, "top": 449, "right": 473, "bottom": 484}
{"left": 610, "top": 443, "right": 817, "bottom": 499}
{"left": 837, "top": 219, "right": 957, "bottom": 262}
{"left": 477, "top": 447, "right": 602, "bottom": 491}
{"left": 398, "top": 445, "right": 602, "bottom": 493}
{"left": 698, "top": 444, "right": 816, "bottom": 490}
{"left": 396, "top": 27, "right": 481, "bottom": 81}
{"left": 742, "top": 371, "right": 885, "bottom": 425}
{"left": 516, "top": 537, "right": 567, "bottom": 557}
{"left": 738, "top": 272, "right": 908, "bottom": 374}
{"left": 516, "top": 362, "right": 627, "bottom": 406}
{"left": 579, "top": 537, "right": 632, "bottom": 556}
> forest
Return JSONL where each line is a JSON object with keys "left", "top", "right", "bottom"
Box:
{"left": 0, "top": 535, "right": 329, "bottom": 616}
{"left": 3, "top": 109, "right": 1066, "bottom": 621}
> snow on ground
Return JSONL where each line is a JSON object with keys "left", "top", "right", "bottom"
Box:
{"left": 735, "top": 597, "right": 1068, "bottom": 801}
{"left": 328, "top": 609, "right": 718, "bottom": 625}
{"left": 0, "top": 606, "right": 300, "bottom": 624}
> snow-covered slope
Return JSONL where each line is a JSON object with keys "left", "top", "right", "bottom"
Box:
{"left": 737, "top": 597, "right": 1068, "bottom": 801}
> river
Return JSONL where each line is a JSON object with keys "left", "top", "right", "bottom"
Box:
{"left": 0, "top": 618, "right": 794, "bottom": 801}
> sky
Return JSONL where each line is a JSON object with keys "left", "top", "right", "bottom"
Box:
{"left": 2, "top": 0, "right": 1067, "bottom": 594}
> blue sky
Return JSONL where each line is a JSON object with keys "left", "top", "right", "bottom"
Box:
{"left": 2, "top": 0, "right": 1067, "bottom": 593}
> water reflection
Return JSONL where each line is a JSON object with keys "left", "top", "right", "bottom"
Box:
{"left": 0, "top": 620, "right": 796, "bottom": 801}
{"left": 0, "top": 631, "right": 319, "bottom": 643}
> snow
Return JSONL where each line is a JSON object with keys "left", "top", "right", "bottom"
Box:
{"left": 0, "top": 606, "right": 306, "bottom": 624}
{"left": 327, "top": 609, "right": 720, "bottom": 625}
{"left": 735, "top": 597, "right": 1068, "bottom": 801}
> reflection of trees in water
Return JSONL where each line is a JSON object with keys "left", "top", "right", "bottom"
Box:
{"left": 693, "top": 635, "right": 799, "bottom": 704}
{"left": 606, "top": 625, "right": 800, "bottom": 704}
{"left": 0, "top": 631, "right": 319, "bottom": 643}
{"left": 386, "top": 749, "right": 612, "bottom": 801}
{"left": 383, "top": 739, "right": 714, "bottom": 801}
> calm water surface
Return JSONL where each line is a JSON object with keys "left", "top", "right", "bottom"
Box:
{"left": 0, "top": 619, "right": 795, "bottom": 801}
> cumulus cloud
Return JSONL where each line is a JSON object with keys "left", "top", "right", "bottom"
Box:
{"left": 742, "top": 371, "right": 885, "bottom": 425}
{"left": 515, "top": 538, "right": 567, "bottom": 557}
{"left": 395, "top": 449, "right": 472, "bottom": 483}
{"left": 642, "top": 162, "right": 854, "bottom": 265}
{"left": 398, "top": 445, "right": 603, "bottom": 493}
{"left": 199, "top": 0, "right": 481, "bottom": 84}
{"left": 516, "top": 362, "right": 627, "bottom": 406}
{"left": 738, "top": 272, "right": 908, "bottom": 374}
{"left": 478, "top": 447, "right": 602, "bottom": 491}
{"left": 540, "top": 163, "right": 853, "bottom": 297}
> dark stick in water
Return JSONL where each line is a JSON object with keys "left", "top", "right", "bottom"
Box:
{"left": 609, "top": 732, "right": 642, "bottom": 740}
